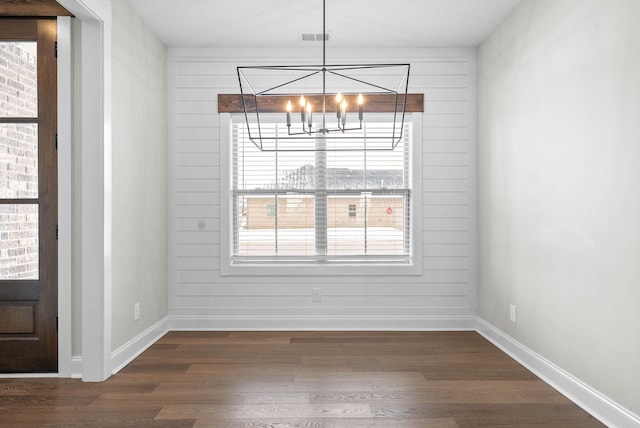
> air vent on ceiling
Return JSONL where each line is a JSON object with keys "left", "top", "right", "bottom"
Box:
{"left": 301, "top": 33, "right": 330, "bottom": 42}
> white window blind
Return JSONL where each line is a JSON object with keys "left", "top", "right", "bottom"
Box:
{"left": 231, "top": 115, "right": 412, "bottom": 265}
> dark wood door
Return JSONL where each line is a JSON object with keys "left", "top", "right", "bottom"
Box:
{"left": 0, "top": 19, "right": 58, "bottom": 372}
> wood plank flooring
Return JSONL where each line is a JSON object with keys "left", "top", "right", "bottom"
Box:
{"left": 0, "top": 331, "right": 606, "bottom": 427}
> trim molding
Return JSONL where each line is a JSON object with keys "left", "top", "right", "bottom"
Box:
{"left": 71, "top": 356, "right": 82, "bottom": 379}
{"left": 0, "top": 372, "right": 59, "bottom": 379}
{"left": 169, "top": 315, "right": 477, "bottom": 331}
{"left": 476, "top": 317, "right": 640, "bottom": 428}
{"left": 56, "top": 0, "right": 113, "bottom": 383}
{"left": 110, "top": 317, "right": 169, "bottom": 375}
{"left": 57, "top": 15, "right": 73, "bottom": 379}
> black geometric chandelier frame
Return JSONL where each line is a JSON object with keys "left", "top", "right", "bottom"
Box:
{"left": 236, "top": 0, "right": 411, "bottom": 152}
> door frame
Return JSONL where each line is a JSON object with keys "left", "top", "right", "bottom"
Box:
{"left": 57, "top": 14, "right": 72, "bottom": 378}
{"left": 56, "top": 0, "right": 112, "bottom": 382}
{"left": 28, "top": 13, "right": 80, "bottom": 380}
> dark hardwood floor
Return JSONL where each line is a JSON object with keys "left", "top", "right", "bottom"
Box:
{"left": 0, "top": 331, "right": 606, "bottom": 427}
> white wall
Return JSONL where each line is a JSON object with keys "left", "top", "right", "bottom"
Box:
{"left": 111, "top": 0, "right": 168, "bottom": 350}
{"left": 168, "top": 47, "right": 477, "bottom": 329}
{"left": 478, "top": 0, "right": 640, "bottom": 416}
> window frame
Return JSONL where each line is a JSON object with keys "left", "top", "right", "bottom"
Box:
{"left": 219, "top": 113, "right": 422, "bottom": 276}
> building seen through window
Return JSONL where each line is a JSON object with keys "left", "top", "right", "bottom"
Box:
{"left": 231, "top": 118, "right": 412, "bottom": 262}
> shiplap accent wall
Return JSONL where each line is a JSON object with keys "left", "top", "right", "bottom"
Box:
{"left": 167, "top": 47, "right": 477, "bottom": 330}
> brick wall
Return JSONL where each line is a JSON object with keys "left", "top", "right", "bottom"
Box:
{"left": 0, "top": 42, "right": 39, "bottom": 279}
{"left": 245, "top": 196, "right": 405, "bottom": 230}
{"left": 0, "top": 42, "right": 38, "bottom": 117}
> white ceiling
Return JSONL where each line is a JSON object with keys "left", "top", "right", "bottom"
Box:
{"left": 127, "top": 0, "right": 523, "bottom": 48}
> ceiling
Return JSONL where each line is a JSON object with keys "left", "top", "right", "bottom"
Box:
{"left": 127, "top": 0, "right": 523, "bottom": 48}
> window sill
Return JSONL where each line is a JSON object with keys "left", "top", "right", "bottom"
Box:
{"left": 221, "top": 259, "right": 423, "bottom": 276}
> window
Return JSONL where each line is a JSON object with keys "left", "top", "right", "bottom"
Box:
{"left": 224, "top": 114, "right": 420, "bottom": 274}
{"left": 266, "top": 204, "right": 276, "bottom": 217}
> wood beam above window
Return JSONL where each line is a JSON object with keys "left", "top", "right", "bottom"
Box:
{"left": 218, "top": 93, "right": 424, "bottom": 114}
{"left": 0, "top": 0, "right": 72, "bottom": 17}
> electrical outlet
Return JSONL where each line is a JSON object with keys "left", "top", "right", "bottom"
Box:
{"left": 134, "top": 303, "right": 140, "bottom": 321}
{"left": 509, "top": 304, "right": 517, "bottom": 323}
{"left": 312, "top": 288, "right": 322, "bottom": 302}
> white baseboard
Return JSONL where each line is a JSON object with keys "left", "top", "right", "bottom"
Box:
{"left": 169, "top": 315, "right": 478, "bottom": 331}
{"left": 110, "top": 317, "right": 169, "bottom": 375}
{"left": 476, "top": 317, "right": 640, "bottom": 428}
{"left": 0, "top": 372, "right": 59, "bottom": 379}
{"left": 71, "top": 356, "right": 83, "bottom": 378}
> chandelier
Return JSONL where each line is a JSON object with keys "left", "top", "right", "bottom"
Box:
{"left": 237, "top": 0, "right": 410, "bottom": 151}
